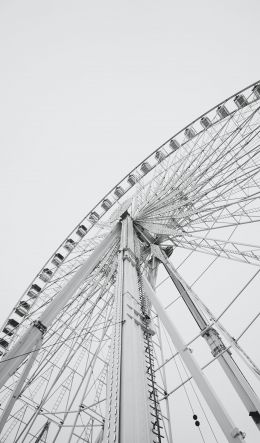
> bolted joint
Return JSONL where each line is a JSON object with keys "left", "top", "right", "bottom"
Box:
{"left": 33, "top": 320, "right": 47, "bottom": 335}
{"left": 161, "top": 245, "right": 174, "bottom": 257}
{"left": 231, "top": 427, "right": 246, "bottom": 439}
{"left": 150, "top": 244, "right": 167, "bottom": 264}
{"left": 202, "top": 327, "right": 226, "bottom": 357}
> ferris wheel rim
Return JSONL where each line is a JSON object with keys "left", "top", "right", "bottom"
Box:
{"left": 1, "top": 80, "right": 260, "bottom": 441}
{"left": 3, "top": 79, "right": 260, "bottom": 343}
{"left": 19, "top": 81, "right": 260, "bottom": 278}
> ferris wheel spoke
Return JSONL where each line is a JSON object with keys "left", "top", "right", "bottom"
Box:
{"left": 14, "top": 317, "right": 111, "bottom": 442}
{"left": 170, "top": 113, "right": 237, "bottom": 190}
{"left": 174, "top": 135, "right": 260, "bottom": 219}
{"left": 136, "top": 159, "right": 260, "bottom": 233}
{"left": 182, "top": 184, "right": 260, "bottom": 231}
{"left": 186, "top": 153, "right": 260, "bottom": 211}
{"left": 136, "top": 188, "right": 260, "bottom": 239}
{"left": 185, "top": 146, "right": 260, "bottom": 208}
{"left": 18, "top": 274, "right": 115, "bottom": 384}
{"left": 171, "top": 107, "right": 260, "bottom": 196}
{"left": 51, "top": 321, "right": 111, "bottom": 443}
{"left": 25, "top": 290, "right": 113, "bottom": 408}
{"left": 171, "top": 234, "right": 260, "bottom": 266}
{"left": 187, "top": 142, "right": 260, "bottom": 206}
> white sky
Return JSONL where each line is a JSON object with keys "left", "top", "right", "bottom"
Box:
{"left": 0, "top": 1, "right": 260, "bottom": 441}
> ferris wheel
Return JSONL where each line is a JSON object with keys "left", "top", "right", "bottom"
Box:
{"left": 0, "top": 81, "right": 260, "bottom": 443}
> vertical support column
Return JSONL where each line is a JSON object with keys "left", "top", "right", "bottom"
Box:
{"left": 151, "top": 245, "right": 260, "bottom": 430}
{"left": 103, "top": 244, "right": 123, "bottom": 443}
{"left": 104, "top": 214, "right": 154, "bottom": 443}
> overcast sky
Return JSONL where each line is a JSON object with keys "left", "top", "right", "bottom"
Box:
{"left": 0, "top": 1, "right": 260, "bottom": 441}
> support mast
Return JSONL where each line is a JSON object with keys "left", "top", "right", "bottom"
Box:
{"left": 143, "top": 275, "right": 246, "bottom": 442}
{"left": 151, "top": 244, "right": 260, "bottom": 430}
{"left": 104, "top": 214, "right": 162, "bottom": 443}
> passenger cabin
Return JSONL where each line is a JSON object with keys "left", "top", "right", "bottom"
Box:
{"left": 3, "top": 319, "right": 19, "bottom": 336}
{"left": 76, "top": 225, "right": 87, "bottom": 238}
{"left": 51, "top": 253, "right": 64, "bottom": 266}
{"left": 64, "top": 239, "right": 75, "bottom": 251}
{"left": 253, "top": 84, "right": 260, "bottom": 99}
{"left": 217, "top": 104, "right": 229, "bottom": 119}
{"left": 39, "top": 268, "right": 53, "bottom": 282}
{"left": 114, "top": 186, "right": 124, "bottom": 198}
{"left": 127, "top": 174, "right": 137, "bottom": 186}
{"left": 184, "top": 127, "right": 196, "bottom": 140}
{"left": 28, "top": 284, "right": 41, "bottom": 299}
{"left": 101, "top": 263, "right": 109, "bottom": 275}
{"left": 200, "top": 116, "right": 211, "bottom": 129}
{"left": 89, "top": 211, "right": 99, "bottom": 224}
{"left": 141, "top": 161, "right": 151, "bottom": 174}
{"left": 155, "top": 151, "right": 166, "bottom": 162}
{"left": 0, "top": 338, "right": 9, "bottom": 355}
{"left": 101, "top": 199, "right": 112, "bottom": 211}
{"left": 169, "top": 139, "right": 180, "bottom": 151}
{"left": 15, "top": 301, "right": 30, "bottom": 317}
{"left": 234, "top": 94, "right": 248, "bottom": 109}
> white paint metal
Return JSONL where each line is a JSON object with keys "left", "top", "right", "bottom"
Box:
{"left": 143, "top": 276, "right": 246, "bottom": 442}
{"left": 0, "top": 342, "right": 41, "bottom": 434}
{"left": 104, "top": 215, "right": 154, "bottom": 443}
{"left": 0, "top": 224, "right": 120, "bottom": 391}
{"left": 153, "top": 244, "right": 260, "bottom": 430}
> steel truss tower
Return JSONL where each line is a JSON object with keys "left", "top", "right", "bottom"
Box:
{"left": 1, "top": 81, "right": 260, "bottom": 442}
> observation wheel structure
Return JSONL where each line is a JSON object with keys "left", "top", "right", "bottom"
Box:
{"left": 0, "top": 81, "right": 260, "bottom": 442}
